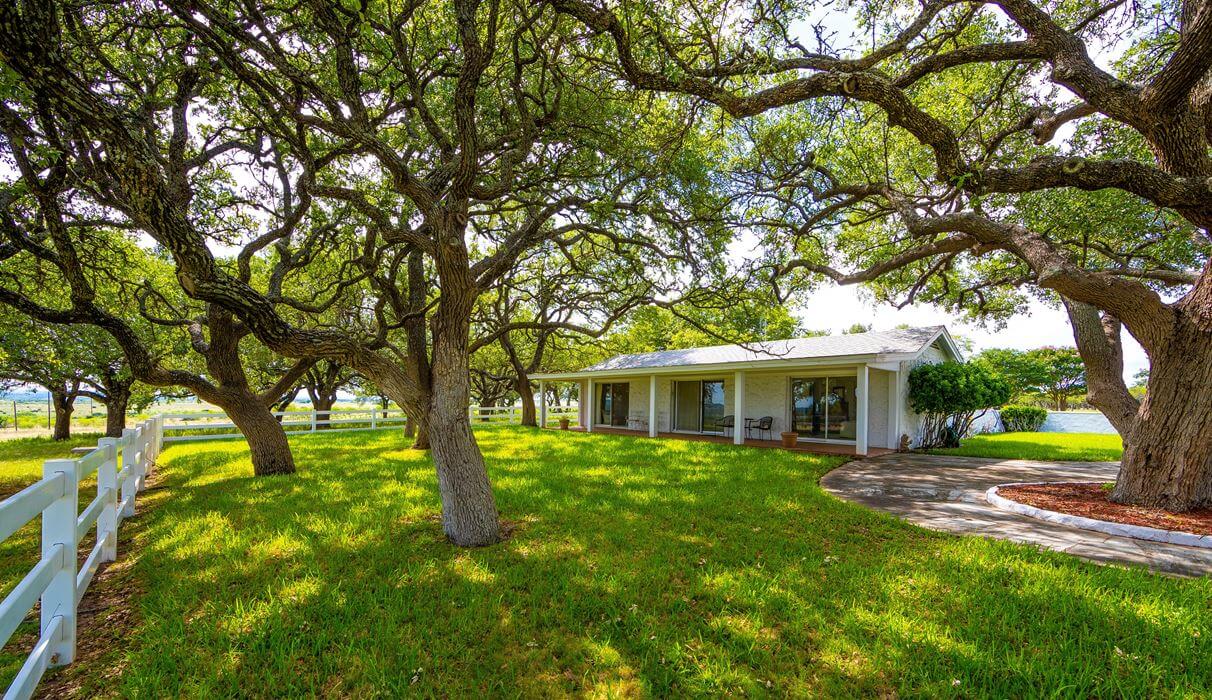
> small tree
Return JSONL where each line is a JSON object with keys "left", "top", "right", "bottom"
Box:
{"left": 301, "top": 361, "right": 356, "bottom": 430}
{"left": 908, "top": 362, "right": 1011, "bottom": 448}
{"left": 973, "top": 349, "right": 1050, "bottom": 402}
{"left": 1028, "top": 348, "right": 1087, "bottom": 412}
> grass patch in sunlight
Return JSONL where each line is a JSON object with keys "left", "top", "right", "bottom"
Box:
{"left": 1, "top": 426, "right": 1205, "bottom": 698}
{"left": 930, "top": 431, "right": 1123, "bottom": 462}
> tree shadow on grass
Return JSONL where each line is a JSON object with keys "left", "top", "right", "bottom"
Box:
{"left": 26, "top": 425, "right": 1211, "bottom": 697}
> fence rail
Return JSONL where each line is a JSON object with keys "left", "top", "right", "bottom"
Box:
{"left": 162, "top": 405, "right": 580, "bottom": 441}
{"left": 468, "top": 405, "right": 579, "bottom": 427}
{"left": 0, "top": 415, "right": 163, "bottom": 700}
{"left": 162, "top": 408, "right": 409, "bottom": 442}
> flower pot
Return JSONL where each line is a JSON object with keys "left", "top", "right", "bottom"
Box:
{"left": 780, "top": 431, "right": 799, "bottom": 448}
{"left": 559, "top": 418, "right": 570, "bottom": 431}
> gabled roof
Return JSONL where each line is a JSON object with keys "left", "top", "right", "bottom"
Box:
{"left": 534, "top": 326, "right": 960, "bottom": 379}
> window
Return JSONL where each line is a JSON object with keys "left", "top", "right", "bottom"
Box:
{"left": 790, "top": 376, "right": 857, "bottom": 441}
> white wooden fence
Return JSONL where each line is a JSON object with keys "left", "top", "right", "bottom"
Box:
{"left": 0, "top": 415, "right": 163, "bottom": 700}
{"left": 162, "top": 405, "right": 580, "bottom": 441}
{"left": 467, "top": 405, "right": 579, "bottom": 426}
{"left": 161, "top": 408, "right": 410, "bottom": 442}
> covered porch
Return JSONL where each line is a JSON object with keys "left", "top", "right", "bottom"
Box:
{"left": 564, "top": 425, "right": 895, "bottom": 457}
{"left": 535, "top": 362, "right": 906, "bottom": 458}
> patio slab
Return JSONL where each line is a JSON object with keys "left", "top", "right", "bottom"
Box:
{"left": 820, "top": 453, "right": 1212, "bottom": 577}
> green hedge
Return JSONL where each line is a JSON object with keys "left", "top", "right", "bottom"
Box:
{"left": 999, "top": 405, "right": 1048, "bottom": 432}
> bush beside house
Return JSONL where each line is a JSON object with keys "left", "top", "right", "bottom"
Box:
{"left": 908, "top": 362, "right": 1011, "bottom": 448}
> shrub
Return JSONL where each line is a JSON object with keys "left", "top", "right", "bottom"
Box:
{"left": 1000, "top": 405, "right": 1047, "bottom": 432}
{"left": 908, "top": 362, "right": 1012, "bottom": 448}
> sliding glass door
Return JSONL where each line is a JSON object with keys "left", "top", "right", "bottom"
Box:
{"left": 700, "top": 381, "right": 726, "bottom": 433}
{"left": 673, "top": 381, "right": 701, "bottom": 431}
{"left": 791, "top": 379, "right": 826, "bottom": 438}
{"left": 596, "top": 383, "right": 629, "bottom": 426}
{"left": 673, "top": 379, "right": 726, "bottom": 434}
{"left": 790, "top": 376, "right": 857, "bottom": 441}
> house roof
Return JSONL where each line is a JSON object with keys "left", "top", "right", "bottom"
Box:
{"left": 533, "top": 326, "right": 959, "bottom": 379}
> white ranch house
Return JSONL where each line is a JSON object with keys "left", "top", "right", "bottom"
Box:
{"left": 533, "top": 326, "right": 963, "bottom": 456}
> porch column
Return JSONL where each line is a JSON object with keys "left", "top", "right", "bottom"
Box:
{"left": 733, "top": 370, "right": 745, "bottom": 445}
{"left": 648, "top": 375, "right": 658, "bottom": 437}
{"left": 856, "top": 364, "right": 869, "bottom": 456}
{"left": 586, "top": 380, "right": 594, "bottom": 433}
{"left": 538, "top": 380, "right": 546, "bottom": 428}
{"left": 887, "top": 370, "right": 900, "bottom": 449}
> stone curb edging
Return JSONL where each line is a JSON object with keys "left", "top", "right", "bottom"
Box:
{"left": 985, "top": 482, "right": 1212, "bottom": 550}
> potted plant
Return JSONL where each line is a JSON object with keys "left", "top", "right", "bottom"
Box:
{"left": 780, "top": 431, "right": 798, "bottom": 448}
{"left": 558, "top": 418, "right": 570, "bottom": 430}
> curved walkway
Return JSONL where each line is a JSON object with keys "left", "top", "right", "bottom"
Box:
{"left": 821, "top": 453, "right": 1212, "bottom": 577}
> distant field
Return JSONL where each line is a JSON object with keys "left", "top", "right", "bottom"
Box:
{"left": 0, "top": 399, "right": 387, "bottom": 439}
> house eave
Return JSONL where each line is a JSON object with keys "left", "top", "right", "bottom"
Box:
{"left": 532, "top": 351, "right": 920, "bottom": 381}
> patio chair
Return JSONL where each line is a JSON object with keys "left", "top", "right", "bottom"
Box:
{"left": 746, "top": 416, "right": 774, "bottom": 440}
{"left": 720, "top": 415, "right": 735, "bottom": 437}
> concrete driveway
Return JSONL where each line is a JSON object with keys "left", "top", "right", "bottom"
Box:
{"left": 820, "top": 453, "right": 1212, "bottom": 577}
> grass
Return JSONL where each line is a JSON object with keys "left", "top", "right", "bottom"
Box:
{"left": 1, "top": 426, "right": 1208, "bottom": 697}
{"left": 0, "top": 434, "right": 104, "bottom": 487}
{"left": 930, "top": 432, "right": 1124, "bottom": 462}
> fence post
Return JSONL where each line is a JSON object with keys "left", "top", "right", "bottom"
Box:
{"left": 370, "top": 410, "right": 377, "bottom": 430}
{"left": 119, "top": 430, "right": 139, "bottom": 518}
{"left": 152, "top": 415, "right": 163, "bottom": 471}
{"left": 135, "top": 422, "right": 148, "bottom": 490}
{"left": 310, "top": 410, "right": 317, "bottom": 432}
{"left": 96, "top": 438, "right": 120, "bottom": 561}
{"left": 41, "top": 457, "right": 79, "bottom": 666}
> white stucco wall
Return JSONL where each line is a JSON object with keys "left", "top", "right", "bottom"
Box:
{"left": 743, "top": 373, "right": 789, "bottom": 435}
{"left": 868, "top": 369, "right": 890, "bottom": 448}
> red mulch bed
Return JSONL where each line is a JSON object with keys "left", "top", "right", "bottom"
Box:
{"left": 998, "top": 482, "right": 1212, "bottom": 536}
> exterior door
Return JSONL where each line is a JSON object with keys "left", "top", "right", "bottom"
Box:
{"left": 597, "top": 383, "right": 629, "bottom": 427}
{"left": 673, "top": 381, "right": 701, "bottom": 431}
{"left": 673, "top": 380, "right": 726, "bottom": 433}
{"left": 791, "top": 376, "right": 857, "bottom": 441}
{"left": 700, "top": 380, "right": 725, "bottom": 433}
{"left": 611, "top": 384, "right": 629, "bottom": 426}
{"left": 791, "top": 379, "right": 825, "bottom": 438}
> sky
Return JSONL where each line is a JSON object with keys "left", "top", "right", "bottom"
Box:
{"left": 798, "top": 283, "right": 1150, "bottom": 382}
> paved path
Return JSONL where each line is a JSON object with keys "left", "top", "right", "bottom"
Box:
{"left": 821, "top": 453, "right": 1212, "bottom": 577}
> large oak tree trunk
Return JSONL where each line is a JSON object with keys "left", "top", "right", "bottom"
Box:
{"left": 1112, "top": 325, "right": 1212, "bottom": 510}
{"left": 51, "top": 390, "right": 73, "bottom": 441}
{"left": 1067, "top": 296, "right": 1212, "bottom": 511}
{"left": 516, "top": 375, "right": 537, "bottom": 427}
{"left": 224, "top": 394, "right": 297, "bottom": 476}
{"left": 427, "top": 362, "right": 500, "bottom": 545}
{"left": 425, "top": 271, "right": 501, "bottom": 546}
{"left": 104, "top": 389, "right": 130, "bottom": 438}
{"left": 409, "top": 415, "right": 431, "bottom": 450}
{"left": 313, "top": 397, "right": 335, "bottom": 430}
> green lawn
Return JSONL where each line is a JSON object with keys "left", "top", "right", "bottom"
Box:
{"left": 0, "top": 434, "right": 107, "bottom": 637}
{"left": 930, "top": 432, "right": 1124, "bottom": 462}
{"left": 2, "top": 426, "right": 1207, "bottom": 697}
{"left": 0, "top": 434, "right": 104, "bottom": 488}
